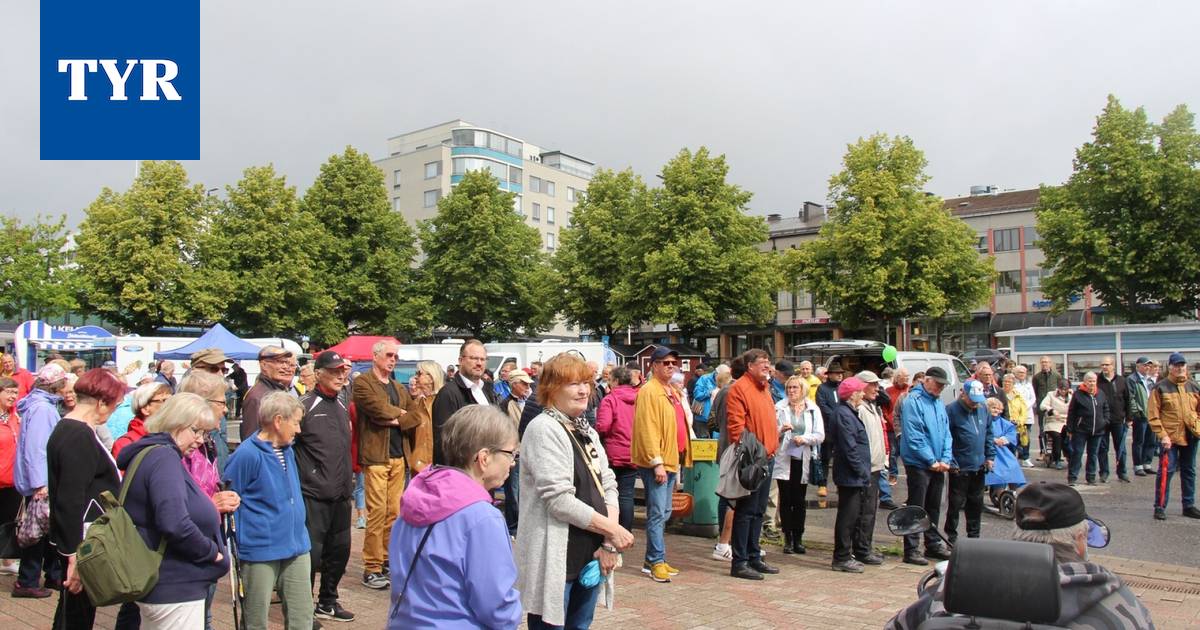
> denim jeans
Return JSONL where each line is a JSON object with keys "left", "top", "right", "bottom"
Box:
{"left": 16, "top": 534, "right": 61, "bottom": 588}
{"left": 1068, "top": 433, "right": 1103, "bottom": 482}
{"left": 1155, "top": 440, "right": 1198, "bottom": 510}
{"left": 637, "top": 468, "right": 675, "bottom": 565}
{"left": 527, "top": 579, "right": 601, "bottom": 630}
{"left": 1098, "top": 421, "right": 1129, "bottom": 479}
{"left": 613, "top": 466, "right": 638, "bottom": 534}
{"left": 1130, "top": 419, "right": 1157, "bottom": 469}
{"left": 877, "top": 468, "right": 893, "bottom": 502}
{"left": 353, "top": 472, "right": 366, "bottom": 511}
{"left": 731, "top": 472, "right": 771, "bottom": 566}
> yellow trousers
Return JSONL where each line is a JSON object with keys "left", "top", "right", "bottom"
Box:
{"left": 362, "top": 458, "right": 406, "bottom": 574}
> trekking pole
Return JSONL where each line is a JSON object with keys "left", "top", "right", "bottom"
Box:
{"left": 222, "top": 483, "right": 245, "bottom": 630}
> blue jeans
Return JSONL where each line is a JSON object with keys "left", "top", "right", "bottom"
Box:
{"left": 16, "top": 533, "right": 61, "bottom": 588}
{"left": 1155, "top": 440, "right": 1198, "bottom": 510}
{"left": 637, "top": 468, "right": 675, "bottom": 565}
{"left": 1130, "top": 419, "right": 1157, "bottom": 468}
{"left": 353, "top": 472, "right": 365, "bottom": 511}
{"left": 527, "top": 579, "right": 601, "bottom": 630}
{"left": 877, "top": 468, "right": 893, "bottom": 502}
{"left": 613, "top": 466, "right": 638, "bottom": 534}
{"left": 502, "top": 461, "right": 520, "bottom": 535}
{"left": 731, "top": 472, "right": 771, "bottom": 566}
{"left": 1068, "top": 432, "right": 1103, "bottom": 482}
{"left": 1098, "top": 421, "right": 1129, "bottom": 479}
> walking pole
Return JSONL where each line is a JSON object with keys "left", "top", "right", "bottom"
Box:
{"left": 222, "top": 482, "right": 245, "bottom": 630}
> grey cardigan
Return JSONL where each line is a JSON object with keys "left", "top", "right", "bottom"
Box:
{"left": 515, "top": 412, "right": 618, "bottom": 625}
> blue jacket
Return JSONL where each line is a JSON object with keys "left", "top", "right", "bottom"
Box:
{"left": 13, "top": 389, "right": 61, "bottom": 495}
{"left": 116, "top": 433, "right": 229, "bottom": 604}
{"left": 389, "top": 467, "right": 521, "bottom": 629}
{"left": 899, "top": 384, "right": 954, "bottom": 469}
{"left": 769, "top": 378, "right": 786, "bottom": 404}
{"left": 692, "top": 372, "right": 718, "bottom": 420}
{"left": 832, "top": 402, "right": 871, "bottom": 487}
{"left": 945, "top": 399, "right": 996, "bottom": 473}
{"left": 223, "top": 434, "right": 310, "bottom": 562}
{"left": 985, "top": 416, "right": 1026, "bottom": 488}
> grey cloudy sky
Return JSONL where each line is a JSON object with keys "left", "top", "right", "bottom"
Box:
{"left": 3, "top": 1, "right": 1198, "bottom": 226}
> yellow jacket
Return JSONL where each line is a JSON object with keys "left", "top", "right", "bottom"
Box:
{"left": 632, "top": 378, "right": 682, "bottom": 472}
{"left": 1006, "top": 389, "right": 1030, "bottom": 425}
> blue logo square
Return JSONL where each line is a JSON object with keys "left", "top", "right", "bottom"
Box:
{"left": 40, "top": 0, "right": 200, "bottom": 160}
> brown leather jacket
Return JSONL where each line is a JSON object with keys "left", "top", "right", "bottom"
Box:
{"left": 352, "top": 371, "right": 420, "bottom": 466}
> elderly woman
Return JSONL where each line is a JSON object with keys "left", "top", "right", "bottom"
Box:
{"left": 46, "top": 368, "right": 126, "bottom": 628}
{"left": 0, "top": 378, "right": 20, "bottom": 575}
{"left": 1002, "top": 374, "right": 1032, "bottom": 467}
{"left": 404, "top": 360, "right": 442, "bottom": 475}
{"left": 116, "top": 393, "right": 230, "bottom": 629}
{"left": 112, "top": 382, "right": 172, "bottom": 457}
{"left": 224, "top": 391, "right": 313, "bottom": 630}
{"left": 12, "top": 364, "right": 70, "bottom": 598}
{"left": 517, "top": 353, "right": 634, "bottom": 630}
{"left": 595, "top": 366, "right": 638, "bottom": 533}
{"left": 387, "top": 405, "right": 522, "bottom": 628}
{"left": 830, "top": 376, "right": 872, "bottom": 574}
{"left": 772, "top": 375, "right": 824, "bottom": 555}
{"left": 1066, "top": 372, "right": 1109, "bottom": 486}
{"left": 1040, "top": 380, "right": 1072, "bottom": 470}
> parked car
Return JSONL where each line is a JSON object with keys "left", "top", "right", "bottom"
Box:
{"left": 792, "top": 340, "right": 971, "bottom": 405}
{"left": 958, "top": 348, "right": 1009, "bottom": 368}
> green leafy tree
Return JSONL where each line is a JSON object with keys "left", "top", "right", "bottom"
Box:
{"left": 205, "top": 165, "right": 339, "bottom": 339}
{"left": 74, "top": 161, "right": 227, "bottom": 332}
{"left": 611, "top": 147, "right": 780, "bottom": 338}
{"left": 1036, "top": 96, "right": 1200, "bottom": 322}
{"left": 418, "top": 170, "right": 555, "bottom": 341}
{"left": 789, "top": 134, "right": 993, "bottom": 336}
{"left": 0, "top": 215, "right": 77, "bottom": 320}
{"left": 552, "top": 168, "right": 649, "bottom": 337}
{"left": 303, "top": 147, "right": 430, "bottom": 338}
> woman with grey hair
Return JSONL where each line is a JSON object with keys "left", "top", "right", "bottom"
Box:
{"left": 116, "top": 393, "right": 230, "bottom": 629}
{"left": 112, "top": 382, "right": 172, "bottom": 457}
{"left": 386, "top": 405, "right": 522, "bottom": 629}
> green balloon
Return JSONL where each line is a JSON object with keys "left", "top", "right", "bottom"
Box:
{"left": 882, "top": 345, "right": 898, "bottom": 363}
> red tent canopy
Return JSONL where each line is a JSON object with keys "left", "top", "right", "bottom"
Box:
{"left": 324, "top": 335, "right": 401, "bottom": 361}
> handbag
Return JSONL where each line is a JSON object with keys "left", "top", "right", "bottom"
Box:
{"left": 15, "top": 494, "right": 50, "bottom": 548}
{"left": 671, "top": 491, "right": 694, "bottom": 518}
{"left": 0, "top": 520, "right": 17, "bottom": 559}
{"left": 75, "top": 445, "right": 168, "bottom": 607}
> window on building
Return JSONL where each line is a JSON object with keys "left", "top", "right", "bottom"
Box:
{"left": 567, "top": 187, "right": 577, "bottom": 202}
{"left": 392, "top": 170, "right": 402, "bottom": 188}
{"left": 1025, "top": 268, "right": 1051, "bottom": 291}
{"left": 993, "top": 228, "right": 1020, "bottom": 252}
{"left": 796, "top": 290, "right": 812, "bottom": 308}
{"left": 996, "top": 270, "right": 1022, "bottom": 294}
{"left": 488, "top": 133, "right": 506, "bottom": 152}
{"left": 546, "top": 207, "right": 555, "bottom": 224}
{"left": 529, "top": 176, "right": 541, "bottom": 194}
{"left": 1024, "top": 226, "right": 1040, "bottom": 249}
{"left": 509, "top": 166, "right": 522, "bottom": 185}
{"left": 532, "top": 202, "right": 541, "bottom": 221}
{"left": 976, "top": 235, "right": 988, "bottom": 253}
{"left": 424, "top": 161, "right": 441, "bottom": 179}
{"left": 423, "top": 189, "right": 441, "bottom": 208}
{"left": 393, "top": 197, "right": 402, "bottom": 212}
{"left": 452, "top": 157, "right": 506, "bottom": 180}
{"left": 546, "top": 232, "right": 556, "bottom": 251}
{"left": 544, "top": 180, "right": 556, "bottom": 197}
{"left": 778, "top": 290, "right": 793, "bottom": 311}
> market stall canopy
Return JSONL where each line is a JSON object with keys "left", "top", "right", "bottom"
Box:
{"left": 325, "top": 335, "right": 402, "bottom": 361}
{"left": 153, "top": 323, "right": 263, "bottom": 360}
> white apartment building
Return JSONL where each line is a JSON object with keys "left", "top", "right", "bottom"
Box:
{"left": 373, "top": 119, "right": 595, "bottom": 254}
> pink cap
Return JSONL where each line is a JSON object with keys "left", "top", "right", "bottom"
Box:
{"left": 35, "top": 363, "right": 68, "bottom": 385}
{"left": 837, "top": 376, "right": 866, "bottom": 400}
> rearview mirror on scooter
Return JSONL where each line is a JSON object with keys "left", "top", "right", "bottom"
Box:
{"left": 1086, "top": 517, "right": 1110, "bottom": 548}
{"left": 887, "top": 505, "right": 931, "bottom": 537}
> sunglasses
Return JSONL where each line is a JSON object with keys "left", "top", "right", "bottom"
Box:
{"left": 657, "top": 360, "right": 680, "bottom": 367}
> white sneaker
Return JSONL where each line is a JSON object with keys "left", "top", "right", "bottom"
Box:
{"left": 0, "top": 561, "right": 17, "bottom": 575}
{"left": 712, "top": 543, "right": 732, "bottom": 561}
{"left": 1021, "top": 459, "right": 1034, "bottom": 468}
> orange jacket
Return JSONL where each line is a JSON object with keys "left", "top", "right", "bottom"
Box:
{"left": 726, "top": 374, "right": 779, "bottom": 457}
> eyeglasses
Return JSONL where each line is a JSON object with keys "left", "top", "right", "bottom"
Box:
{"left": 149, "top": 397, "right": 170, "bottom": 404}
{"left": 187, "top": 425, "right": 204, "bottom": 436}
{"left": 657, "top": 360, "right": 680, "bottom": 367}
{"left": 383, "top": 352, "right": 397, "bottom": 359}
{"left": 208, "top": 398, "right": 227, "bottom": 408}
{"left": 493, "top": 448, "right": 519, "bottom": 462}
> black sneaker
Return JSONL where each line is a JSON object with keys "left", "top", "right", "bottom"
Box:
{"left": 1183, "top": 506, "right": 1200, "bottom": 519}
{"left": 361, "top": 572, "right": 390, "bottom": 590}
{"left": 1154, "top": 508, "right": 1166, "bottom": 521}
{"left": 856, "top": 553, "right": 884, "bottom": 565}
{"left": 315, "top": 602, "right": 356, "bottom": 622}
{"left": 925, "top": 545, "right": 953, "bottom": 561}
{"left": 903, "top": 552, "right": 929, "bottom": 566}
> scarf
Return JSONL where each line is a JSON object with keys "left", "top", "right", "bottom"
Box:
{"left": 546, "top": 405, "right": 591, "bottom": 435}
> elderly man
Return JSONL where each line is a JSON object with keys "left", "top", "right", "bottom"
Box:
{"left": 1127, "top": 357, "right": 1158, "bottom": 476}
{"left": 431, "top": 339, "right": 497, "bottom": 466}
{"left": 632, "top": 346, "right": 687, "bottom": 583}
{"left": 974, "top": 362, "right": 1008, "bottom": 421}
{"left": 1032, "top": 356, "right": 1061, "bottom": 454}
{"left": 884, "top": 368, "right": 911, "bottom": 485}
{"left": 798, "top": 361, "right": 820, "bottom": 402}
{"left": 725, "top": 348, "right": 782, "bottom": 580}
{"left": 899, "top": 367, "right": 955, "bottom": 565}
{"left": 815, "top": 363, "right": 845, "bottom": 497}
{"left": 240, "top": 346, "right": 298, "bottom": 440}
{"left": 500, "top": 368, "right": 534, "bottom": 535}
{"left": 887, "top": 482, "right": 1154, "bottom": 629}
{"left": 857, "top": 371, "right": 895, "bottom": 512}
{"left": 190, "top": 348, "right": 232, "bottom": 375}
{"left": 353, "top": 340, "right": 420, "bottom": 589}
{"left": 297, "top": 351, "right": 357, "bottom": 622}
{"left": 770, "top": 360, "right": 794, "bottom": 404}
{"left": 493, "top": 358, "right": 517, "bottom": 399}
{"left": 1095, "top": 356, "right": 1131, "bottom": 483}
{"left": 1066, "top": 372, "right": 1109, "bottom": 487}
{"left": 944, "top": 380, "right": 995, "bottom": 545}
{"left": 155, "top": 359, "right": 178, "bottom": 393}
{"left": 1148, "top": 353, "right": 1200, "bottom": 520}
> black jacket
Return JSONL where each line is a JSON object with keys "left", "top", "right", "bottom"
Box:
{"left": 47, "top": 418, "right": 121, "bottom": 554}
{"left": 1067, "top": 387, "right": 1110, "bottom": 436}
{"left": 1096, "top": 372, "right": 1129, "bottom": 427}
{"left": 817, "top": 380, "right": 840, "bottom": 450}
{"left": 431, "top": 373, "right": 499, "bottom": 465}
{"left": 832, "top": 401, "right": 871, "bottom": 488}
{"left": 295, "top": 387, "right": 354, "bottom": 501}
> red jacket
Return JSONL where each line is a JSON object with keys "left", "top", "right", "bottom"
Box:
{"left": 727, "top": 375, "right": 780, "bottom": 457}
{"left": 112, "top": 417, "right": 148, "bottom": 459}
{"left": 0, "top": 409, "right": 19, "bottom": 488}
{"left": 596, "top": 385, "right": 637, "bottom": 468}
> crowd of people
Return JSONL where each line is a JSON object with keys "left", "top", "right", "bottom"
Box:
{"left": 0, "top": 340, "right": 1193, "bottom": 629}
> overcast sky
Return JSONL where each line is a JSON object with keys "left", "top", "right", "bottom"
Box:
{"left": 3, "top": 1, "right": 1198, "bottom": 227}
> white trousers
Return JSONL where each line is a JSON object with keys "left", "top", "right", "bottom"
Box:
{"left": 138, "top": 599, "right": 205, "bottom": 630}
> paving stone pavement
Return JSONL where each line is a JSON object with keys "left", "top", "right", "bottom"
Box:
{"left": 2, "top": 521, "right": 1197, "bottom": 629}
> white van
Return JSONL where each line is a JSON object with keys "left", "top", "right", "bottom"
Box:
{"left": 792, "top": 340, "right": 971, "bottom": 405}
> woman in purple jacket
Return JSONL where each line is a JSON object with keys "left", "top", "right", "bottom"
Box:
{"left": 594, "top": 365, "right": 638, "bottom": 532}
{"left": 387, "top": 404, "right": 522, "bottom": 629}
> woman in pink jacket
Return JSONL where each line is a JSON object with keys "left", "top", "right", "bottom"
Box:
{"left": 595, "top": 365, "right": 638, "bottom": 532}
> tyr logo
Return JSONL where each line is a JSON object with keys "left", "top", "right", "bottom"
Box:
{"left": 57, "top": 59, "right": 183, "bottom": 101}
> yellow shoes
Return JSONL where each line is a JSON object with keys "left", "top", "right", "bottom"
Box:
{"left": 643, "top": 561, "right": 679, "bottom": 582}
{"left": 817, "top": 485, "right": 828, "bottom": 498}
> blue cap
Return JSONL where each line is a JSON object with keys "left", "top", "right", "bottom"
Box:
{"left": 649, "top": 346, "right": 680, "bottom": 363}
{"left": 962, "top": 379, "right": 987, "bottom": 403}
{"left": 1168, "top": 352, "right": 1187, "bottom": 366}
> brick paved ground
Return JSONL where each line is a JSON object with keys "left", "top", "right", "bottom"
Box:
{"left": 3, "top": 520, "right": 1197, "bottom": 629}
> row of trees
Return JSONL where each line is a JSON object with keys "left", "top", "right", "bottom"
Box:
{"left": 3, "top": 95, "right": 1196, "bottom": 343}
